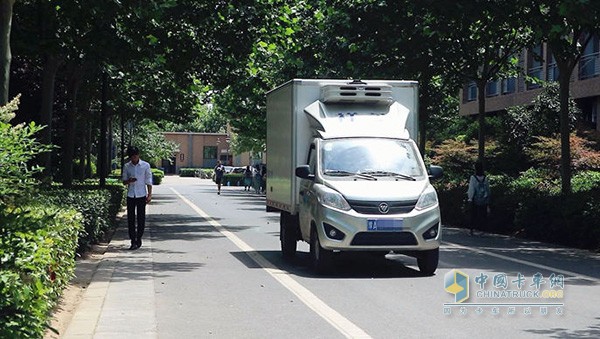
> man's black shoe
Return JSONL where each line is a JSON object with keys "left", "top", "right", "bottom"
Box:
{"left": 137, "top": 240, "right": 142, "bottom": 249}
{"left": 129, "top": 243, "right": 138, "bottom": 250}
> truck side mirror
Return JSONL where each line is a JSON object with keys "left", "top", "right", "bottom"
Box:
{"left": 428, "top": 165, "right": 443, "bottom": 180}
{"left": 295, "top": 165, "right": 315, "bottom": 180}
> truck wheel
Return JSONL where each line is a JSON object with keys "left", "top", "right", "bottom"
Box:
{"left": 417, "top": 248, "right": 439, "bottom": 276}
{"left": 280, "top": 212, "right": 298, "bottom": 259}
{"left": 310, "top": 226, "right": 332, "bottom": 274}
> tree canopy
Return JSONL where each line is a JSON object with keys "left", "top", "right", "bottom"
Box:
{"left": 1, "top": 0, "right": 599, "bottom": 191}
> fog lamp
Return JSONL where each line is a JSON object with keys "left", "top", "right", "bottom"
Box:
{"left": 323, "top": 223, "right": 345, "bottom": 240}
{"left": 423, "top": 224, "right": 439, "bottom": 240}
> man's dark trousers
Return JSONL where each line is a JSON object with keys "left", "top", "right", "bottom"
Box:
{"left": 127, "top": 197, "right": 147, "bottom": 246}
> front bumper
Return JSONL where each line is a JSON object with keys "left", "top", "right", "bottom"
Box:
{"left": 314, "top": 203, "right": 441, "bottom": 251}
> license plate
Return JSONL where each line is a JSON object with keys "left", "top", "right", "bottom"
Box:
{"left": 367, "top": 219, "right": 403, "bottom": 231}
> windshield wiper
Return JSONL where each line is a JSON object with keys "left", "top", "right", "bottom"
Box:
{"left": 324, "top": 169, "right": 377, "bottom": 180}
{"left": 324, "top": 169, "right": 354, "bottom": 176}
{"left": 361, "top": 170, "right": 416, "bottom": 181}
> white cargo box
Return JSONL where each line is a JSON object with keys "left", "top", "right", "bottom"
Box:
{"left": 266, "top": 79, "right": 418, "bottom": 214}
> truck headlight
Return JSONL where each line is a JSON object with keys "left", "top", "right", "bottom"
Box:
{"left": 316, "top": 185, "right": 351, "bottom": 211}
{"left": 415, "top": 184, "right": 438, "bottom": 210}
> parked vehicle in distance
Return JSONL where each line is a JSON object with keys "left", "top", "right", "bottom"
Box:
{"left": 266, "top": 79, "right": 443, "bottom": 275}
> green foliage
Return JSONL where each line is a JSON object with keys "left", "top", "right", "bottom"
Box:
{"left": 430, "top": 139, "right": 478, "bottom": 181}
{"left": 502, "top": 83, "right": 580, "bottom": 148}
{"left": 437, "top": 167, "right": 600, "bottom": 250}
{"left": 0, "top": 205, "right": 82, "bottom": 338}
{"left": 511, "top": 175, "right": 600, "bottom": 249}
{"left": 114, "top": 121, "right": 179, "bottom": 166}
{"left": 196, "top": 168, "right": 213, "bottom": 179}
{"left": 39, "top": 184, "right": 125, "bottom": 251}
{"left": 73, "top": 158, "right": 97, "bottom": 179}
{"left": 525, "top": 134, "right": 600, "bottom": 172}
{"left": 0, "top": 97, "right": 52, "bottom": 205}
{"left": 179, "top": 168, "right": 200, "bottom": 177}
{"left": 430, "top": 138, "right": 502, "bottom": 182}
{"left": 151, "top": 168, "right": 164, "bottom": 185}
{"left": 161, "top": 103, "right": 227, "bottom": 133}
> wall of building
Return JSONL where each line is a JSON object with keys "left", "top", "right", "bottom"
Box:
{"left": 161, "top": 132, "right": 259, "bottom": 174}
{"left": 459, "top": 39, "right": 600, "bottom": 132}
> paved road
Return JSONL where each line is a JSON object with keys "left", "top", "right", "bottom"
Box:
{"left": 63, "top": 176, "right": 600, "bottom": 338}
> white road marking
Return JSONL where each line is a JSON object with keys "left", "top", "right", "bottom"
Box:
{"left": 443, "top": 241, "right": 600, "bottom": 283}
{"left": 172, "top": 188, "right": 372, "bottom": 339}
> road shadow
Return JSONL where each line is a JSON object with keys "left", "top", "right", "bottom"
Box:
{"left": 442, "top": 227, "right": 600, "bottom": 286}
{"left": 231, "top": 250, "right": 426, "bottom": 279}
{"left": 146, "top": 214, "right": 224, "bottom": 242}
{"left": 148, "top": 195, "right": 178, "bottom": 205}
{"left": 523, "top": 317, "right": 600, "bottom": 338}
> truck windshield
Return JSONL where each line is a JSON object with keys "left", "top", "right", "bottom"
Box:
{"left": 320, "top": 138, "right": 424, "bottom": 179}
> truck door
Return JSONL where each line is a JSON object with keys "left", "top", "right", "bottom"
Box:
{"left": 298, "top": 143, "right": 317, "bottom": 238}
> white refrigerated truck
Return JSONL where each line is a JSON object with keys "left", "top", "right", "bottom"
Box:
{"left": 266, "top": 79, "right": 443, "bottom": 274}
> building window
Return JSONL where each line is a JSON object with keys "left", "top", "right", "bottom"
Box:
{"left": 579, "top": 34, "right": 600, "bottom": 80}
{"left": 203, "top": 146, "right": 217, "bottom": 160}
{"left": 486, "top": 80, "right": 499, "bottom": 97}
{"left": 501, "top": 78, "right": 516, "bottom": 94}
{"left": 546, "top": 51, "right": 559, "bottom": 81}
{"left": 527, "top": 44, "right": 543, "bottom": 89}
{"left": 467, "top": 82, "right": 477, "bottom": 101}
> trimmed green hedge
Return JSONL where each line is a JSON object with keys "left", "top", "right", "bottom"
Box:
{"left": 151, "top": 168, "right": 164, "bottom": 185}
{"left": 197, "top": 168, "right": 213, "bottom": 179}
{"left": 436, "top": 170, "right": 600, "bottom": 250}
{"left": 179, "top": 168, "right": 199, "bottom": 177}
{"left": 0, "top": 205, "right": 82, "bottom": 338}
{"left": 40, "top": 183, "right": 126, "bottom": 251}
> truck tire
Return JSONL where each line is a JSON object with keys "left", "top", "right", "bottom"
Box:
{"left": 417, "top": 248, "right": 439, "bottom": 276}
{"left": 280, "top": 212, "right": 298, "bottom": 259}
{"left": 310, "top": 226, "right": 332, "bottom": 274}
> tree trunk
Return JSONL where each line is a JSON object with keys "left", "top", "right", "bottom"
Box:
{"left": 38, "top": 54, "right": 63, "bottom": 182}
{"left": 78, "top": 115, "right": 87, "bottom": 181}
{"left": 99, "top": 71, "right": 108, "bottom": 187}
{"left": 476, "top": 79, "right": 487, "bottom": 163}
{"left": 558, "top": 69, "right": 572, "bottom": 195}
{"left": 85, "top": 118, "right": 92, "bottom": 178}
{"left": 0, "top": 0, "right": 15, "bottom": 106}
{"left": 61, "top": 66, "right": 84, "bottom": 187}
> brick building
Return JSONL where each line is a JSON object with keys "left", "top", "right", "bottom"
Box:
{"left": 460, "top": 36, "right": 600, "bottom": 131}
{"left": 161, "top": 132, "right": 257, "bottom": 174}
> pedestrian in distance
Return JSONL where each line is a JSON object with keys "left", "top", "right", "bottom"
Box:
{"left": 243, "top": 165, "right": 253, "bottom": 191}
{"left": 260, "top": 165, "right": 267, "bottom": 194}
{"left": 467, "top": 161, "right": 491, "bottom": 236}
{"left": 214, "top": 160, "right": 225, "bottom": 195}
{"left": 253, "top": 164, "right": 262, "bottom": 193}
{"left": 122, "top": 146, "right": 153, "bottom": 250}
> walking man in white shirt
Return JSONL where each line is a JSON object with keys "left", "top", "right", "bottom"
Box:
{"left": 122, "top": 146, "right": 153, "bottom": 250}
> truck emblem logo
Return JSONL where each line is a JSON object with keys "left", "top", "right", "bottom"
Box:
{"left": 378, "top": 202, "right": 389, "bottom": 214}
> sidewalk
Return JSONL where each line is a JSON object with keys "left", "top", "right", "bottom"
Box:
{"left": 60, "top": 222, "right": 158, "bottom": 339}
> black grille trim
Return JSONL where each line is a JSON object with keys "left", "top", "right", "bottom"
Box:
{"left": 351, "top": 232, "right": 418, "bottom": 246}
{"left": 347, "top": 200, "right": 417, "bottom": 215}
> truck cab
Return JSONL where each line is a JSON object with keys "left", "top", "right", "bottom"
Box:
{"left": 267, "top": 79, "right": 442, "bottom": 275}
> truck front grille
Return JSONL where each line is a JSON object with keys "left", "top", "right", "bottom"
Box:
{"left": 347, "top": 200, "right": 417, "bottom": 215}
{"left": 351, "top": 232, "right": 418, "bottom": 246}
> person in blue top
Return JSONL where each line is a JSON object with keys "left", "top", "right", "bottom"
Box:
{"left": 122, "top": 146, "right": 153, "bottom": 250}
